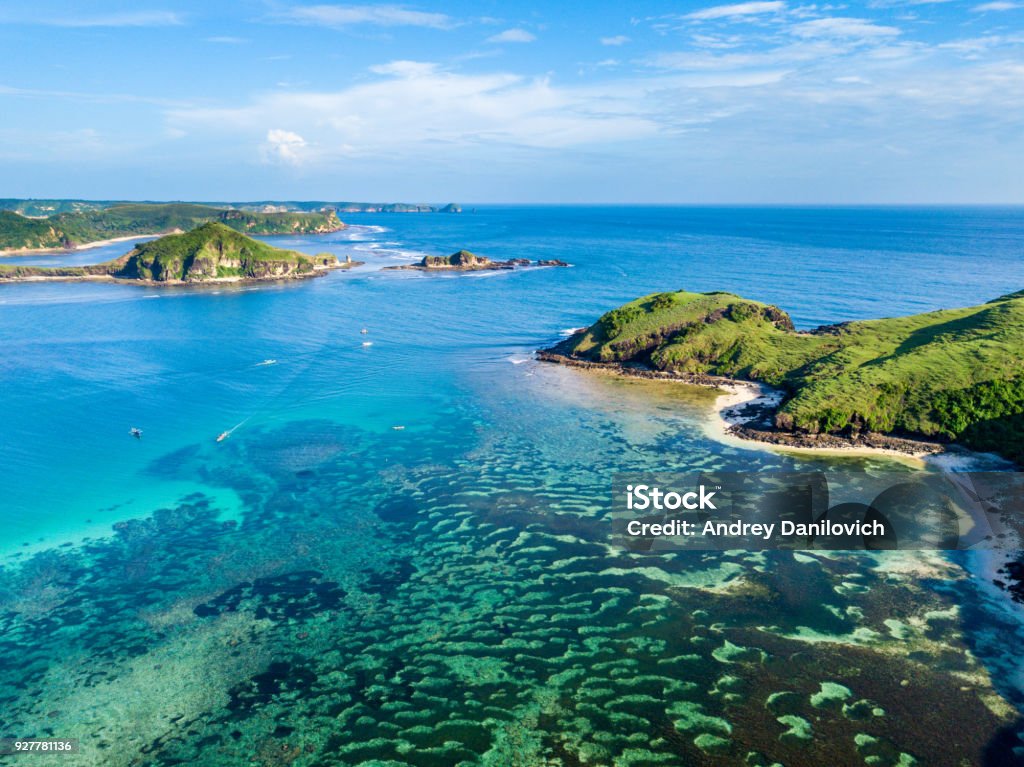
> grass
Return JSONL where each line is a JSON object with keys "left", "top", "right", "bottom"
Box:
{"left": 113, "top": 222, "right": 323, "bottom": 280}
{"left": 0, "top": 203, "right": 343, "bottom": 250}
{"left": 562, "top": 289, "right": 1024, "bottom": 461}
{"left": 0, "top": 222, "right": 335, "bottom": 283}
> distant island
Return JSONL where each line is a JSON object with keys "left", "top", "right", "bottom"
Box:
{"left": 540, "top": 289, "right": 1024, "bottom": 463}
{"left": 384, "top": 249, "right": 570, "bottom": 272}
{"left": 0, "top": 222, "right": 359, "bottom": 285}
{"left": 0, "top": 198, "right": 463, "bottom": 252}
{"left": 0, "top": 202, "right": 346, "bottom": 254}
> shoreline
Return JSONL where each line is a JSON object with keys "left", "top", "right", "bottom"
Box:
{"left": 0, "top": 260, "right": 363, "bottom": 286}
{"left": 536, "top": 348, "right": 978, "bottom": 464}
{"left": 0, "top": 224, "right": 347, "bottom": 258}
{"left": 0, "top": 231, "right": 171, "bottom": 257}
{"left": 383, "top": 259, "right": 571, "bottom": 273}
{"left": 705, "top": 379, "right": 940, "bottom": 465}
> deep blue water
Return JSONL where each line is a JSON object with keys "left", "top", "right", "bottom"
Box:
{"left": 2, "top": 206, "right": 1024, "bottom": 552}
{"left": 3, "top": 206, "right": 1024, "bottom": 765}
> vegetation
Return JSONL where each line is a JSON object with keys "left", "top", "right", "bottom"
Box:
{"left": 0, "top": 203, "right": 344, "bottom": 251}
{"left": 420, "top": 250, "right": 488, "bottom": 267}
{"left": 0, "top": 222, "right": 339, "bottom": 283}
{"left": 561, "top": 289, "right": 1024, "bottom": 461}
{"left": 0, "top": 198, "right": 460, "bottom": 219}
{"left": 0, "top": 199, "right": 107, "bottom": 216}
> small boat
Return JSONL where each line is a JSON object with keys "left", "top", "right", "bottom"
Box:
{"left": 216, "top": 431, "right": 230, "bottom": 443}
{"left": 391, "top": 425, "right": 405, "bottom": 431}
{"left": 129, "top": 427, "right": 143, "bottom": 440}
{"left": 362, "top": 341, "right": 373, "bottom": 347}
{"left": 257, "top": 359, "right": 278, "bottom": 366}
{"left": 360, "top": 328, "right": 369, "bottom": 334}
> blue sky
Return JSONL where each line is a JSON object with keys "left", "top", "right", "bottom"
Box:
{"left": 1, "top": 0, "right": 1022, "bottom": 202}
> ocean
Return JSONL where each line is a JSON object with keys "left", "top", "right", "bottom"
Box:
{"left": 2, "top": 206, "right": 1024, "bottom": 765}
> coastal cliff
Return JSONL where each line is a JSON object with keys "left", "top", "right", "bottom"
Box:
{"left": 540, "top": 289, "right": 1024, "bottom": 462}
{"left": 0, "top": 222, "right": 359, "bottom": 284}
{"left": 385, "top": 249, "right": 569, "bottom": 272}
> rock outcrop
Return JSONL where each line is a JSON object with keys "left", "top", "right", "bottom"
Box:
{"left": 384, "top": 250, "right": 570, "bottom": 272}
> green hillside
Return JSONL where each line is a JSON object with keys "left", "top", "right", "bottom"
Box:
{"left": 0, "top": 222, "right": 342, "bottom": 283}
{"left": 0, "top": 199, "right": 108, "bottom": 216}
{"left": 0, "top": 203, "right": 344, "bottom": 251}
{"left": 554, "top": 289, "right": 1024, "bottom": 461}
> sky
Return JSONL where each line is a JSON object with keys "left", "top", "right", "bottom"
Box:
{"left": 1, "top": 0, "right": 1023, "bottom": 203}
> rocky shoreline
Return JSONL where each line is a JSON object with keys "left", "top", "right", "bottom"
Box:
{"left": 537, "top": 343, "right": 946, "bottom": 458}
{"left": 384, "top": 249, "right": 570, "bottom": 272}
{"left": 0, "top": 222, "right": 366, "bottom": 286}
{"left": 0, "top": 258, "right": 362, "bottom": 286}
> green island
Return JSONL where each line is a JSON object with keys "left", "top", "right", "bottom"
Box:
{"left": 384, "top": 249, "right": 569, "bottom": 272}
{"left": 0, "top": 222, "right": 359, "bottom": 284}
{"left": 0, "top": 202, "right": 345, "bottom": 253}
{"left": 0, "top": 198, "right": 463, "bottom": 250}
{"left": 540, "top": 288, "right": 1024, "bottom": 462}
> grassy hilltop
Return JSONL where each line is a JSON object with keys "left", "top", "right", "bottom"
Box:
{"left": 0, "top": 203, "right": 344, "bottom": 252}
{"left": 555, "top": 289, "right": 1024, "bottom": 461}
{"left": 0, "top": 222, "right": 345, "bottom": 283}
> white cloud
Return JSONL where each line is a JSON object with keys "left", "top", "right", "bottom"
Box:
{"left": 867, "top": 0, "right": 955, "bottom": 6}
{"left": 369, "top": 60, "right": 440, "bottom": 77}
{"left": 939, "top": 34, "right": 1024, "bottom": 56}
{"left": 791, "top": 17, "right": 902, "bottom": 38}
{"left": 205, "top": 36, "right": 248, "bottom": 44}
{"left": 279, "top": 4, "right": 455, "bottom": 30}
{"left": 972, "top": 1, "right": 1021, "bottom": 10}
{"left": 685, "top": 2, "right": 786, "bottom": 21}
{"left": 263, "top": 129, "right": 308, "bottom": 164}
{"left": 487, "top": 28, "right": 536, "bottom": 43}
{"left": 647, "top": 40, "right": 843, "bottom": 71}
{"left": 156, "top": 21, "right": 1024, "bottom": 201}
{"left": 601, "top": 35, "right": 631, "bottom": 46}
{"left": 169, "top": 63, "right": 661, "bottom": 161}
{"left": 690, "top": 33, "right": 746, "bottom": 49}
{"left": 9, "top": 11, "right": 183, "bottom": 27}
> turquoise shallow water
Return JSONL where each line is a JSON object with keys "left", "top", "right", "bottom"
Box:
{"left": 2, "top": 206, "right": 1024, "bottom": 765}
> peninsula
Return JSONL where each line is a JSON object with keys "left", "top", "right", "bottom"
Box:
{"left": 384, "top": 249, "right": 570, "bottom": 272}
{"left": 540, "top": 289, "right": 1024, "bottom": 463}
{"left": 0, "top": 202, "right": 345, "bottom": 254}
{"left": 0, "top": 222, "right": 359, "bottom": 285}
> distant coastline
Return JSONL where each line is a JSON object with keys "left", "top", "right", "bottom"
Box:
{"left": 0, "top": 202, "right": 346, "bottom": 254}
{"left": 0, "top": 231, "right": 172, "bottom": 257}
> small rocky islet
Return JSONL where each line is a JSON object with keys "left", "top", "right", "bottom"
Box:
{"left": 384, "top": 249, "right": 570, "bottom": 272}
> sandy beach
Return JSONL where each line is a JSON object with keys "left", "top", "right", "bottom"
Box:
{"left": 702, "top": 378, "right": 1017, "bottom": 468}
{"left": 0, "top": 231, "right": 172, "bottom": 257}
{"left": 537, "top": 351, "right": 964, "bottom": 465}
{"left": 704, "top": 380, "right": 935, "bottom": 465}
